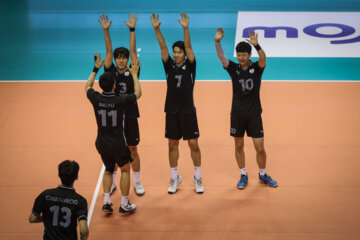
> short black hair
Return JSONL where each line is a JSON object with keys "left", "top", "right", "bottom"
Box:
{"left": 58, "top": 160, "right": 79, "bottom": 186}
{"left": 172, "top": 41, "right": 186, "bottom": 55}
{"left": 236, "top": 41, "right": 252, "bottom": 54}
{"left": 114, "top": 47, "right": 129, "bottom": 59}
{"left": 99, "top": 72, "right": 115, "bottom": 92}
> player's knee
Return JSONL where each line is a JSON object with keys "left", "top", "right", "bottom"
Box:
{"left": 255, "top": 147, "right": 266, "bottom": 155}
{"left": 234, "top": 141, "right": 244, "bottom": 151}
{"left": 120, "top": 163, "right": 130, "bottom": 172}
{"left": 188, "top": 139, "right": 200, "bottom": 152}
{"left": 168, "top": 140, "right": 179, "bottom": 151}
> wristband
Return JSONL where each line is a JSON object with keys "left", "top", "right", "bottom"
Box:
{"left": 129, "top": 28, "right": 135, "bottom": 32}
{"left": 254, "top": 44, "right": 262, "bottom": 51}
{"left": 93, "top": 67, "right": 99, "bottom": 73}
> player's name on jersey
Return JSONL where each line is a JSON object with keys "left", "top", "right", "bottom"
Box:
{"left": 45, "top": 195, "right": 79, "bottom": 205}
{"left": 99, "top": 102, "right": 115, "bottom": 108}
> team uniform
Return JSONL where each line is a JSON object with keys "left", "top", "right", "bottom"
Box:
{"left": 31, "top": 186, "right": 87, "bottom": 240}
{"left": 105, "top": 63, "right": 140, "bottom": 146}
{"left": 225, "top": 60, "right": 265, "bottom": 138}
{"left": 87, "top": 88, "right": 137, "bottom": 172}
{"left": 163, "top": 56, "right": 199, "bottom": 140}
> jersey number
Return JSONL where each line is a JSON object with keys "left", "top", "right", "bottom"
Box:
{"left": 239, "top": 78, "right": 254, "bottom": 91}
{"left": 98, "top": 110, "right": 117, "bottom": 127}
{"left": 49, "top": 206, "right": 72, "bottom": 228}
{"left": 175, "top": 75, "right": 183, "bottom": 88}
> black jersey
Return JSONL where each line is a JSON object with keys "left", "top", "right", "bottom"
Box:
{"left": 225, "top": 60, "right": 265, "bottom": 116}
{"left": 87, "top": 88, "right": 137, "bottom": 151}
{"left": 32, "top": 186, "right": 87, "bottom": 240}
{"left": 104, "top": 63, "right": 140, "bottom": 119}
{"left": 163, "top": 57, "right": 196, "bottom": 115}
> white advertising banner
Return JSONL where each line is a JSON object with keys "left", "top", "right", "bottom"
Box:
{"left": 235, "top": 12, "right": 360, "bottom": 57}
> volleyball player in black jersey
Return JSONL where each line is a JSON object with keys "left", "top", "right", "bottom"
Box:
{"left": 29, "top": 160, "right": 89, "bottom": 240}
{"left": 215, "top": 28, "right": 278, "bottom": 189}
{"left": 151, "top": 13, "right": 204, "bottom": 194}
{"left": 85, "top": 53, "right": 141, "bottom": 213}
{"left": 98, "top": 14, "right": 144, "bottom": 196}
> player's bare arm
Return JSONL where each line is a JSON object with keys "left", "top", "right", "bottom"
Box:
{"left": 150, "top": 13, "right": 169, "bottom": 62}
{"left": 128, "top": 59, "right": 142, "bottom": 99}
{"left": 29, "top": 212, "right": 43, "bottom": 223}
{"left": 79, "top": 219, "right": 89, "bottom": 240}
{"left": 246, "top": 30, "right": 266, "bottom": 68}
{"left": 125, "top": 13, "right": 139, "bottom": 62}
{"left": 215, "top": 27, "right": 230, "bottom": 68}
{"left": 85, "top": 52, "right": 104, "bottom": 92}
{"left": 177, "top": 12, "right": 195, "bottom": 62}
{"left": 98, "top": 14, "right": 113, "bottom": 69}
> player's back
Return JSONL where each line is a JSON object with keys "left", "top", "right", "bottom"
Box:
{"left": 87, "top": 88, "right": 137, "bottom": 150}
{"left": 34, "top": 186, "right": 87, "bottom": 240}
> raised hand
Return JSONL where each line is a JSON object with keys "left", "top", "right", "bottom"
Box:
{"left": 177, "top": 12, "right": 189, "bottom": 28}
{"left": 245, "top": 30, "right": 259, "bottom": 46}
{"left": 215, "top": 27, "right": 224, "bottom": 42}
{"left": 128, "top": 58, "right": 141, "bottom": 76}
{"left": 94, "top": 52, "right": 105, "bottom": 69}
{"left": 124, "top": 13, "right": 137, "bottom": 29}
{"left": 98, "top": 14, "right": 112, "bottom": 30}
{"left": 150, "top": 13, "right": 162, "bottom": 28}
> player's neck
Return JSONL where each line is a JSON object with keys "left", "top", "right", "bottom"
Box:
{"left": 240, "top": 61, "right": 250, "bottom": 70}
{"left": 175, "top": 60, "right": 185, "bottom": 67}
{"left": 117, "top": 67, "right": 127, "bottom": 73}
{"left": 60, "top": 184, "right": 74, "bottom": 188}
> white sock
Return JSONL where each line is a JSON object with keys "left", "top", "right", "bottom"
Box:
{"left": 170, "top": 167, "right": 178, "bottom": 180}
{"left": 121, "top": 196, "right": 129, "bottom": 206}
{"left": 194, "top": 166, "right": 202, "bottom": 180}
{"left": 240, "top": 168, "right": 247, "bottom": 175}
{"left": 259, "top": 168, "right": 266, "bottom": 176}
{"left": 112, "top": 172, "right": 116, "bottom": 186}
{"left": 104, "top": 193, "right": 111, "bottom": 204}
{"left": 133, "top": 171, "right": 140, "bottom": 183}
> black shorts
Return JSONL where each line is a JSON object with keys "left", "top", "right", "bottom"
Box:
{"left": 124, "top": 118, "right": 140, "bottom": 146}
{"left": 230, "top": 115, "right": 264, "bottom": 138}
{"left": 96, "top": 143, "right": 133, "bottom": 172}
{"left": 165, "top": 114, "right": 200, "bottom": 140}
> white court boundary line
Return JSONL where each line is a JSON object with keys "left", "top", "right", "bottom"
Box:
{"left": 0, "top": 79, "right": 360, "bottom": 82}
{"left": 87, "top": 164, "right": 105, "bottom": 227}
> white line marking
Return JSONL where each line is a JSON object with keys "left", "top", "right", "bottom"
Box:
{"left": 87, "top": 164, "right": 105, "bottom": 227}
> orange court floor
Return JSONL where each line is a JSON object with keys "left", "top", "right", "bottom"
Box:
{"left": 0, "top": 81, "right": 359, "bottom": 240}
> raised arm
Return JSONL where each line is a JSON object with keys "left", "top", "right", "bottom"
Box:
{"left": 98, "top": 14, "right": 113, "bottom": 69}
{"left": 150, "top": 13, "right": 169, "bottom": 62}
{"left": 124, "top": 13, "right": 138, "bottom": 62}
{"left": 177, "top": 12, "right": 194, "bottom": 62}
{"left": 79, "top": 219, "right": 89, "bottom": 240}
{"left": 215, "top": 27, "right": 229, "bottom": 68}
{"left": 127, "top": 59, "right": 142, "bottom": 99}
{"left": 85, "top": 52, "right": 104, "bottom": 93}
{"left": 246, "top": 30, "right": 266, "bottom": 68}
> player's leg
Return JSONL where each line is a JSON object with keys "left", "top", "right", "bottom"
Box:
{"left": 166, "top": 114, "right": 182, "bottom": 194}
{"left": 126, "top": 118, "right": 144, "bottom": 195}
{"left": 98, "top": 152, "right": 115, "bottom": 213}
{"left": 248, "top": 115, "right": 277, "bottom": 187}
{"left": 119, "top": 162, "right": 136, "bottom": 213}
{"left": 231, "top": 115, "right": 248, "bottom": 189}
{"left": 110, "top": 165, "right": 118, "bottom": 195}
{"left": 183, "top": 114, "right": 203, "bottom": 193}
